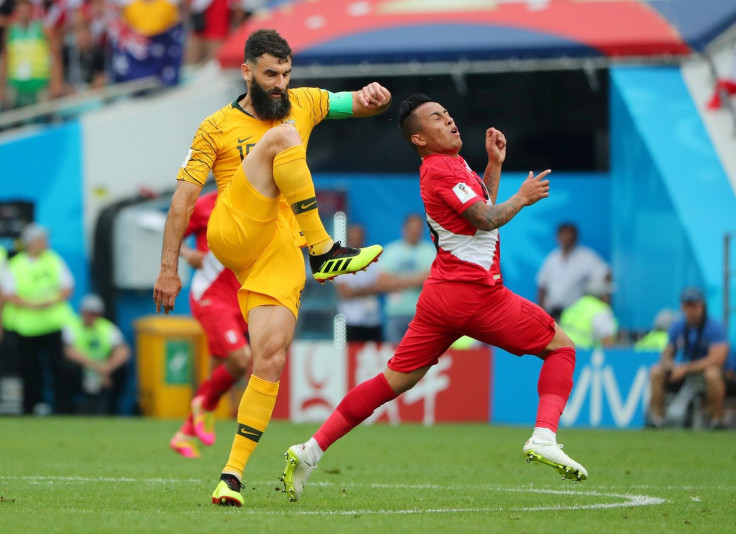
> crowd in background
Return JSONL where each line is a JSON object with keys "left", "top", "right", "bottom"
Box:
{"left": 0, "top": 0, "right": 272, "bottom": 111}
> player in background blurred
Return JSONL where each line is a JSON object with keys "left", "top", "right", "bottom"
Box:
{"left": 153, "top": 29, "right": 390, "bottom": 506}
{"left": 169, "top": 190, "right": 252, "bottom": 459}
{"left": 281, "top": 94, "right": 588, "bottom": 503}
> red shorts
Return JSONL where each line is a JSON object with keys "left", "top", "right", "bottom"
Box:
{"left": 388, "top": 282, "right": 555, "bottom": 373}
{"left": 190, "top": 297, "right": 248, "bottom": 358}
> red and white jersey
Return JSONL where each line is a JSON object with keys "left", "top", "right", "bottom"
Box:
{"left": 189, "top": 251, "right": 241, "bottom": 306}
{"left": 420, "top": 153, "right": 503, "bottom": 287}
{"left": 185, "top": 190, "right": 217, "bottom": 252}
{"left": 185, "top": 190, "right": 240, "bottom": 307}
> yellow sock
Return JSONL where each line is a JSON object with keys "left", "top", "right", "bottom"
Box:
{"left": 223, "top": 375, "right": 279, "bottom": 476}
{"left": 272, "top": 145, "right": 332, "bottom": 252}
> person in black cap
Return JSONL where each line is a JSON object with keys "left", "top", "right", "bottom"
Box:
{"left": 648, "top": 287, "right": 730, "bottom": 429}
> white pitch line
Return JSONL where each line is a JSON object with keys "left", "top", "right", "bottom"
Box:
{"left": 220, "top": 493, "right": 666, "bottom": 516}
{"left": 0, "top": 475, "right": 665, "bottom": 513}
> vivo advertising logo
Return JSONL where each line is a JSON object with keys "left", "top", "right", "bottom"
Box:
{"left": 492, "top": 348, "right": 660, "bottom": 429}
{"left": 561, "top": 349, "right": 652, "bottom": 428}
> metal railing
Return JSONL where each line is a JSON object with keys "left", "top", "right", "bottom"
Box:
{"left": 0, "top": 76, "right": 163, "bottom": 131}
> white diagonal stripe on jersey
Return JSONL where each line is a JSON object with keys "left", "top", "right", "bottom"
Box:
{"left": 426, "top": 211, "right": 498, "bottom": 270}
{"left": 191, "top": 252, "right": 226, "bottom": 301}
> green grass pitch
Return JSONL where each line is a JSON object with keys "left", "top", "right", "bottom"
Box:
{"left": 1, "top": 418, "right": 734, "bottom": 533}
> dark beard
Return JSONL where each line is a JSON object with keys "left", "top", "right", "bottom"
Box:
{"left": 249, "top": 78, "right": 291, "bottom": 120}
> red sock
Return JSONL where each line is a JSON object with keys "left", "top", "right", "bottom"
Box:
{"left": 181, "top": 414, "right": 195, "bottom": 436}
{"left": 314, "top": 373, "right": 397, "bottom": 451}
{"left": 200, "top": 363, "right": 239, "bottom": 411}
{"left": 181, "top": 378, "right": 210, "bottom": 435}
{"left": 535, "top": 347, "right": 575, "bottom": 432}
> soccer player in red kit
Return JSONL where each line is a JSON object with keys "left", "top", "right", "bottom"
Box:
{"left": 280, "top": 93, "right": 588, "bottom": 501}
{"left": 169, "top": 191, "right": 252, "bottom": 458}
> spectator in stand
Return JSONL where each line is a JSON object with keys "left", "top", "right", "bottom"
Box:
{"left": 0, "top": 0, "right": 52, "bottom": 109}
{"left": 558, "top": 275, "right": 617, "bottom": 350}
{"left": 536, "top": 222, "right": 609, "bottom": 323}
{"left": 62, "top": 15, "right": 106, "bottom": 93}
{"left": 1, "top": 224, "right": 75, "bottom": 415}
{"left": 335, "top": 224, "right": 426, "bottom": 343}
{"left": 380, "top": 213, "right": 435, "bottom": 344}
{"left": 634, "top": 308, "right": 679, "bottom": 352}
{"left": 62, "top": 294, "right": 130, "bottom": 414}
{"left": 110, "top": 0, "right": 185, "bottom": 87}
{"left": 0, "top": 1, "right": 16, "bottom": 54}
{"left": 648, "top": 287, "right": 730, "bottom": 429}
{"left": 185, "top": 0, "right": 253, "bottom": 65}
{"left": 707, "top": 42, "right": 736, "bottom": 110}
{"left": 82, "top": 0, "right": 111, "bottom": 47}
{"left": 41, "top": 0, "right": 84, "bottom": 99}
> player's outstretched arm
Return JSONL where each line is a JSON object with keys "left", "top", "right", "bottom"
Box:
{"left": 351, "top": 82, "right": 392, "bottom": 117}
{"left": 153, "top": 180, "right": 201, "bottom": 314}
{"left": 462, "top": 170, "right": 550, "bottom": 232}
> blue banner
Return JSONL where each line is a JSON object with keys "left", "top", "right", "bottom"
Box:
{"left": 492, "top": 348, "right": 660, "bottom": 429}
{"left": 111, "top": 23, "right": 185, "bottom": 86}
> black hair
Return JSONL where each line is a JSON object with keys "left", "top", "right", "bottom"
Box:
{"left": 397, "top": 93, "right": 434, "bottom": 143}
{"left": 557, "top": 222, "right": 578, "bottom": 236}
{"left": 244, "top": 29, "right": 292, "bottom": 64}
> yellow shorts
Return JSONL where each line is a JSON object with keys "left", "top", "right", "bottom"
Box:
{"left": 207, "top": 166, "right": 306, "bottom": 319}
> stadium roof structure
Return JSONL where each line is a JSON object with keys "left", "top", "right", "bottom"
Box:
{"left": 217, "top": 0, "right": 736, "bottom": 75}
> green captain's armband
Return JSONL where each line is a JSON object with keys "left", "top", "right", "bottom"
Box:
{"left": 326, "top": 91, "right": 353, "bottom": 119}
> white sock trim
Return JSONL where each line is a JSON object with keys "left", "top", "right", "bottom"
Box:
{"left": 306, "top": 437, "right": 324, "bottom": 464}
{"left": 532, "top": 427, "right": 557, "bottom": 443}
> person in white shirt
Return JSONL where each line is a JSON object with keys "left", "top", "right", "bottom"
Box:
{"left": 536, "top": 222, "right": 609, "bottom": 322}
{"left": 380, "top": 214, "right": 435, "bottom": 344}
{"left": 336, "top": 224, "right": 426, "bottom": 343}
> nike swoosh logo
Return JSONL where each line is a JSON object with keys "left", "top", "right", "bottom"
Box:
{"left": 237, "top": 136, "right": 253, "bottom": 144}
{"left": 300, "top": 201, "right": 317, "bottom": 210}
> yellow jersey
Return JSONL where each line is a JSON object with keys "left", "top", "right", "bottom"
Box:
{"left": 177, "top": 87, "right": 331, "bottom": 246}
{"left": 178, "top": 87, "right": 329, "bottom": 190}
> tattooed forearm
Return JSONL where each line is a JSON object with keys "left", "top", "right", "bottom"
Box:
{"left": 463, "top": 195, "right": 525, "bottom": 231}
{"left": 483, "top": 165, "right": 501, "bottom": 202}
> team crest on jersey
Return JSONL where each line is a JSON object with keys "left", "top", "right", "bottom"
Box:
{"left": 452, "top": 182, "right": 477, "bottom": 204}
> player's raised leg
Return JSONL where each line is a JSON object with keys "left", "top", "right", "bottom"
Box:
{"left": 523, "top": 324, "right": 587, "bottom": 481}
{"left": 237, "top": 124, "right": 382, "bottom": 283}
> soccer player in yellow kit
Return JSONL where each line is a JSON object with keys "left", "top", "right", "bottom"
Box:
{"left": 152, "top": 29, "right": 390, "bottom": 506}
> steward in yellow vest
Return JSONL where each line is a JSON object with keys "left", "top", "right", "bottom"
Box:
{"left": 559, "top": 277, "right": 618, "bottom": 350}
{"left": 2, "top": 224, "right": 75, "bottom": 414}
{"left": 63, "top": 294, "right": 130, "bottom": 414}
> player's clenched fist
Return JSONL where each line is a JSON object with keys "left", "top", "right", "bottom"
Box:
{"left": 357, "top": 82, "right": 391, "bottom": 108}
{"left": 485, "top": 127, "right": 507, "bottom": 165}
